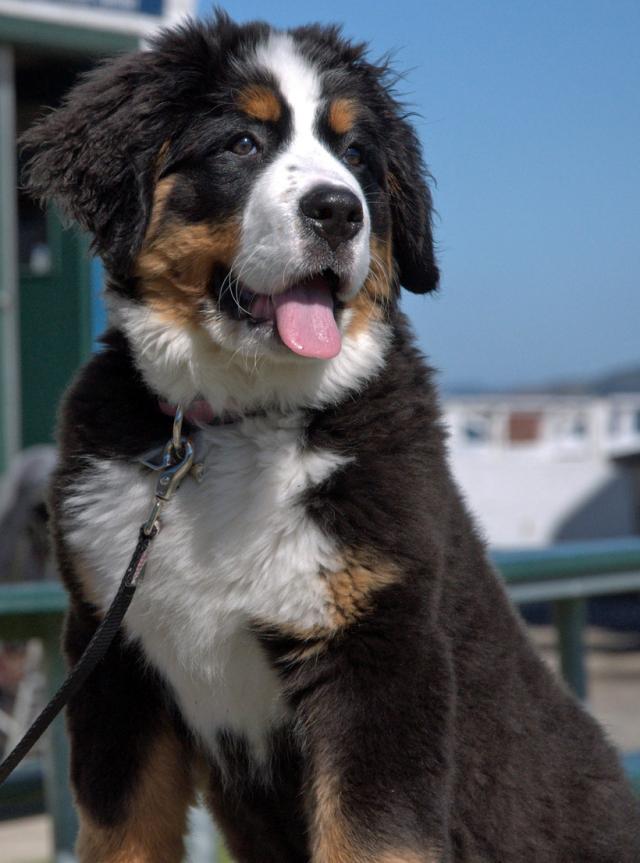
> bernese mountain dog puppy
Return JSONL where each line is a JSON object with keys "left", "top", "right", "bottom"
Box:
{"left": 22, "top": 12, "right": 639, "bottom": 863}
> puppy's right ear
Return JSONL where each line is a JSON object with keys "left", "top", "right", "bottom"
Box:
{"left": 385, "top": 116, "right": 439, "bottom": 295}
{"left": 21, "top": 52, "right": 164, "bottom": 277}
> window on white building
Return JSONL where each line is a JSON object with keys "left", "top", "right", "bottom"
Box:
{"left": 462, "top": 414, "right": 492, "bottom": 444}
{"left": 570, "top": 415, "right": 588, "bottom": 439}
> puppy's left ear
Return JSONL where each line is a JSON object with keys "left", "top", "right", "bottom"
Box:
{"left": 386, "top": 116, "right": 439, "bottom": 293}
{"left": 20, "top": 51, "right": 163, "bottom": 278}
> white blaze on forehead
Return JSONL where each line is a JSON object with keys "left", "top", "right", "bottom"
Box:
{"left": 254, "top": 32, "right": 322, "bottom": 142}
{"left": 235, "top": 32, "right": 371, "bottom": 301}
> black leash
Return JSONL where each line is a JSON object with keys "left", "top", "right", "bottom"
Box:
{"left": 0, "top": 529, "right": 154, "bottom": 785}
{"left": 0, "top": 409, "right": 195, "bottom": 787}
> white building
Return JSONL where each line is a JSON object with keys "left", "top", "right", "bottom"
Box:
{"left": 444, "top": 393, "right": 640, "bottom": 548}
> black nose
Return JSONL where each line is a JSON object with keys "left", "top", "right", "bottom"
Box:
{"left": 299, "top": 185, "right": 364, "bottom": 250}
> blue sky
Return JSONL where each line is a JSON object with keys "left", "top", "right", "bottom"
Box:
{"left": 197, "top": 0, "right": 640, "bottom": 390}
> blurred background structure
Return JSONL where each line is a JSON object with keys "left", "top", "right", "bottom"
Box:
{"left": 0, "top": 0, "right": 638, "bottom": 860}
{"left": 0, "top": 0, "right": 195, "bottom": 476}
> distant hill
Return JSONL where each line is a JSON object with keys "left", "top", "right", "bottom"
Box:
{"left": 446, "top": 364, "right": 640, "bottom": 397}
{"left": 546, "top": 366, "right": 640, "bottom": 396}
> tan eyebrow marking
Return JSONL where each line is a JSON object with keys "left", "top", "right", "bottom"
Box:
{"left": 327, "top": 97, "right": 358, "bottom": 135}
{"left": 237, "top": 85, "right": 282, "bottom": 123}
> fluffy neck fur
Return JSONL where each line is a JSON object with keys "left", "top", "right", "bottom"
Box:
{"left": 108, "top": 293, "right": 392, "bottom": 415}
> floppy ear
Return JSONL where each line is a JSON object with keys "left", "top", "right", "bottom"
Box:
{"left": 386, "top": 117, "right": 439, "bottom": 294}
{"left": 21, "top": 51, "right": 166, "bottom": 278}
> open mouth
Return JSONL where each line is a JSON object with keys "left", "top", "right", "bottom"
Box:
{"left": 211, "top": 268, "right": 344, "bottom": 359}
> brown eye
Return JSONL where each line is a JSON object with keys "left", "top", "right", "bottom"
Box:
{"left": 343, "top": 145, "right": 363, "bottom": 167}
{"left": 229, "top": 135, "right": 259, "bottom": 156}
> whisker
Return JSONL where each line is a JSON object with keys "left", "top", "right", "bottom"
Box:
{"left": 367, "top": 248, "right": 392, "bottom": 310}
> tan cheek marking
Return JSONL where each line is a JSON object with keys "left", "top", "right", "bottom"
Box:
{"left": 75, "top": 730, "right": 193, "bottom": 863}
{"left": 238, "top": 84, "right": 282, "bottom": 122}
{"left": 345, "top": 234, "right": 394, "bottom": 338}
{"left": 137, "top": 220, "right": 239, "bottom": 325}
{"left": 328, "top": 97, "right": 358, "bottom": 135}
{"left": 135, "top": 179, "right": 240, "bottom": 326}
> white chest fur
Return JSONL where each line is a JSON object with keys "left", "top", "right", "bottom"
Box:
{"left": 63, "top": 413, "right": 347, "bottom": 761}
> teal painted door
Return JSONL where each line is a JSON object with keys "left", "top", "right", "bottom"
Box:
{"left": 18, "top": 206, "right": 91, "bottom": 447}
{"left": 16, "top": 49, "right": 94, "bottom": 448}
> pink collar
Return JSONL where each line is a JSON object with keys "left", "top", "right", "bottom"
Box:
{"left": 159, "top": 400, "right": 270, "bottom": 427}
{"left": 158, "top": 399, "right": 218, "bottom": 426}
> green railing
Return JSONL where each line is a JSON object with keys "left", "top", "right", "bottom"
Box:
{"left": 0, "top": 581, "right": 74, "bottom": 852}
{"left": 493, "top": 537, "right": 640, "bottom": 700}
{"left": 1, "top": 537, "right": 640, "bottom": 859}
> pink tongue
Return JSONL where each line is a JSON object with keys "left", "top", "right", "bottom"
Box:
{"left": 272, "top": 277, "right": 341, "bottom": 359}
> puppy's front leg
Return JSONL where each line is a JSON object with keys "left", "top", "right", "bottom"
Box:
{"left": 64, "top": 603, "right": 195, "bottom": 863}
{"left": 75, "top": 728, "right": 192, "bottom": 863}
{"left": 268, "top": 610, "right": 455, "bottom": 863}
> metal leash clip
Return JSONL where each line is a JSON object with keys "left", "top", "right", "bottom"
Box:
{"left": 141, "top": 406, "right": 194, "bottom": 536}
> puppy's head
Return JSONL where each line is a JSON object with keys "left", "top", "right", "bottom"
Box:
{"left": 23, "top": 13, "right": 438, "bottom": 368}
